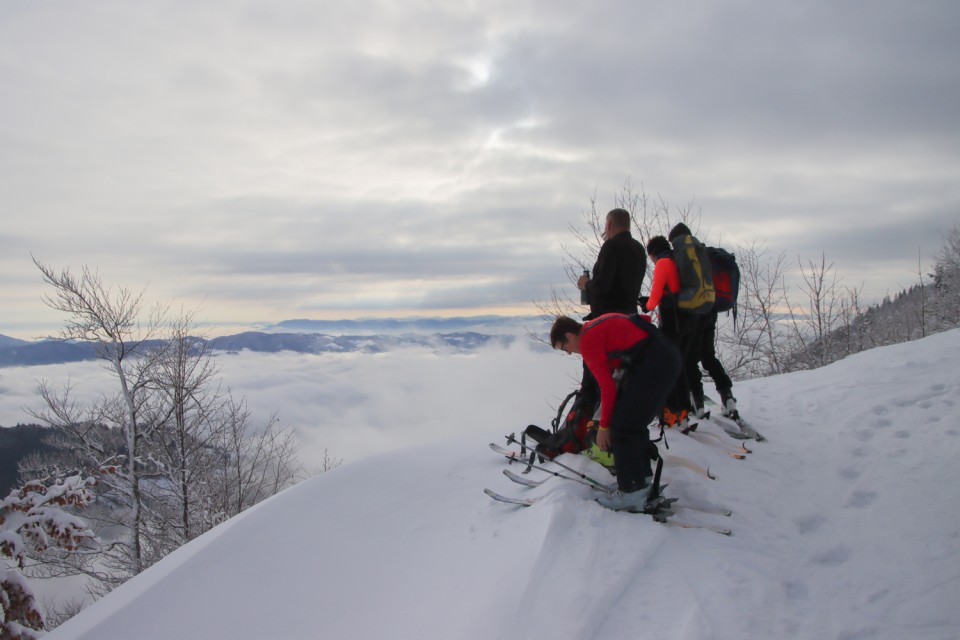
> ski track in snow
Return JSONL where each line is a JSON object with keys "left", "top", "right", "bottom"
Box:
{"left": 45, "top": 329, "right": 960, "bottom": 640}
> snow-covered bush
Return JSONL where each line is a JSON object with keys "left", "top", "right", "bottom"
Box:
{"left": 1, "top": 475, "right": 97, "bottom": 638}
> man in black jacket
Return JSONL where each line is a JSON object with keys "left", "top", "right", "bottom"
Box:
{"left": 577, "top": 208, "right": 647, "bottom": 319}
{"left": 572, "top": 208, "right": 647, "bottom": 444}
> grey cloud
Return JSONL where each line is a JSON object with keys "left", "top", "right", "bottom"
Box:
{"left": 1, "top": 0, "right": 958, "bottom": 329}
{"left": 482, "top": 1, "right": 960, "bottom": 152}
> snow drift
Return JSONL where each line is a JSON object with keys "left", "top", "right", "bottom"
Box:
{"left": 48, "top": 329, "right": 960, "bottom": 640}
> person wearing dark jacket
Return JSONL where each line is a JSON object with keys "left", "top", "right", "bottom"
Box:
{"left": 550, "top": 313, "right": 681, "bottom": 511}
{"left": 577, "top": 208, "right": 646, "bottom": 319}
{"left": 573, "top": 208, "right": 647, "bottom": 425}
{"left": 688, "top": 305, "right": 737, "bottom": 418}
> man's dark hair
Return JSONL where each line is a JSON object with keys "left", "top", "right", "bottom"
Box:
{"left": 668, "top": 222, "right": 692, "bottom": 241}
{"left": 646, "top": 235, "right": 671, "bottom": 257}
{"left": 607, "top": 208, "right": 631, "bottom": 230}
{"left": 550, "top": 316, "right": 583, "bottom": 348}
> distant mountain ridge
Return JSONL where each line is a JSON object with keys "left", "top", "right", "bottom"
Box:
{"left": 269, "top": 315, "right": 537, "bottom": 335}
{"left": 0, "top": 316, "right": 543, "bottom": 367}
{"left": 0, "top": 334, "right": 28, "bottom": 348}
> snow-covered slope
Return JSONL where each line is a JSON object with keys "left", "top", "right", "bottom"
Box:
{"left": 49, "top": 330, "right": 960, "bottom": 640}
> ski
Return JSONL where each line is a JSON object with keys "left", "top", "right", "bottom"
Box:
{"left": 651, "top": 515, "right": 732, "bottom": 536}
{"left": 681, "top": 429, "right": 751, "bottom": 459}
{"left": 597, "top": 496, "right": 733, "bottom": 535}
{"left": 680, "top": 504, "right": 733, "bottom": 517}
{"left": 503, "top": 468, "right": 546, "bottom": 487}
{"left": 484, "top": 488, "right": 537, "bottom": 506}
{"left": 704, "top": 397, "right": 766, "bottom": 441}
{"left": 503, "top": 468, "right": 686, "bottom": 506}
{"left": 485, "top": 489, "right": 732, "bottom": 532}
{"left": 490, "top": 442, "right": 614, "bottom": 492}
{"left": 718, "top": 413, "right": 765, "bottom": 441}
{"left": 644, "top": 496, "right": 731, "bottom": 518}
{"left": 490, "top": 441, "right": 535, "bottom": 461}
{"left": 732, "top": 418, "right": 765, "bottom": 442}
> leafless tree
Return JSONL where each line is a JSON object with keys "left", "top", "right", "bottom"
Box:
{"left": 715, "top": 242, "right": 792, "bottom": 378}
{"left": 24, "top": 260, "right": 316, "bottom": 613}
{"left": 840, "top": 284, "right": 867, "bottom": 356}
{"left": 212, "top": 397, "right": 305, "bottom": 519}
{"left": 31, "top": 257, "right": 165, "bottom": 576}
{"left": 138, "top": 309, "right": 225, "bottom": 551}
{"left": 787, "top": 253, "right": 844, "bottom": 369}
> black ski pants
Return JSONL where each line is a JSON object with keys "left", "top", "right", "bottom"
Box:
{"left": 610, "top": 335, "right": 682, "bottom": 493}
{"left": 657, "top": 306, "right": 697, "bottom": 414}
{"left": 687, "top": 311, "right": 733, "bottom": 403}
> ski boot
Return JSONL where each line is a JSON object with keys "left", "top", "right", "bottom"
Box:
{"left": 719, "top": 389, "right": 740, "bottom": 421}
{"left": 692, "top": 393, "right": 708, "bottom": 419}
{"left": 596, "top": 485, "right": 652, "bottom": 512}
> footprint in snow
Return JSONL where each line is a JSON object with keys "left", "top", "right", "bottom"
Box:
{"left": 795, "top": 514, "right": 827, "bottom": 535}
{"left": 782, "top": 579, "right": 808, "bottom": 599}
{"left": 812, "top": 545, "right": 853, "bottom": 567}
{"left": 839, "top": 466, "right": 862, "bottom": 481}
{"left": 845, "top": 490, "right": 877, "bottom": 509}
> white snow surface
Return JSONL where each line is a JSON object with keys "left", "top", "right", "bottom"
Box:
{"left": 48, "top": 330, "right": 960, "bottom": 640}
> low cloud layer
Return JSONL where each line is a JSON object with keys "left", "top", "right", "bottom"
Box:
{"left": 0, "top": 341, "right": 577, "bottom": 470}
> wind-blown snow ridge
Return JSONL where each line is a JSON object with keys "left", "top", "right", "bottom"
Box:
{"left": 49, "top": 330, "right": 960, "bottom": 640}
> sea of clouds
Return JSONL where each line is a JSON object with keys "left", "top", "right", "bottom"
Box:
{"left": 0, "top": 339, "right": 581, "bottom": 471}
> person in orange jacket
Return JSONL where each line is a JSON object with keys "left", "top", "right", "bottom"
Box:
{"left": 642, "top": 235, "right": 697, "bottom": 429}
{"left": 550, "top": 313, "right": 681, "bottom": 511}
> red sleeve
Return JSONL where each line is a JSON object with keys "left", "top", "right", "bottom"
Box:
{"left": 581, "top": 338, "right": 618, "bottom": 429}
{"left": 646, "top": 259, "right": 679, "bottom": 311}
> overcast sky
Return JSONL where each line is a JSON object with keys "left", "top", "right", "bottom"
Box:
{"left": 2, "top": 0, "right": 958, "bottom": 339}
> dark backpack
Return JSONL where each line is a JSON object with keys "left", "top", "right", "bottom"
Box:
{"left": 706, "top": 247, "right": 740, "bottom": 318}
{"left": 670, "top": 234, "right": 715, "bottom": 314}
{"left": 523, "top": 388, "right": 599, "bottom": 459}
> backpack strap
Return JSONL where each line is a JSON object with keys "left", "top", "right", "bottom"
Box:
{"left": 550, "top": 389, "right": 580, "bottom": 435}
{"left": 649, "top": 452, "right": 664, "bottom": 501}
{"left": 607, "top": 313, "right": 661, "bottom": 369}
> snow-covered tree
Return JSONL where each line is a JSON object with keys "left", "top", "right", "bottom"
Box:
{"left": 27, "top": 259, "right": 312, "bottom": 609}
{"left": 932, "top": 222, "right": 960, "bottom": 327}
{"left": 31, "top": 257, "right": 165, "bottom": 577}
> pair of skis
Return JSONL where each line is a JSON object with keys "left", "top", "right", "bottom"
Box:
{"left": 485, "top": 443, "right": 732, "bottom": 535}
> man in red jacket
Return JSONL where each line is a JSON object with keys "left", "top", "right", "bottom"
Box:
{"left": 550, "top": 313, "right": 681, "bottom": 511}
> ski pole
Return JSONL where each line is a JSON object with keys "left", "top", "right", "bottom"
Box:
{"left": 500, "top": 438, "right": 613, "bottom": 492}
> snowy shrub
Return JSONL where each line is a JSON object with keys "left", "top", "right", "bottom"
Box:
{"left": 1, "top": 475, "right": 98, "bottom": 638}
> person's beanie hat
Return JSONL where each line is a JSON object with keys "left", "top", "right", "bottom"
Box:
{"left": 668, "top": 222, "right": 692, "bottom": 241}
